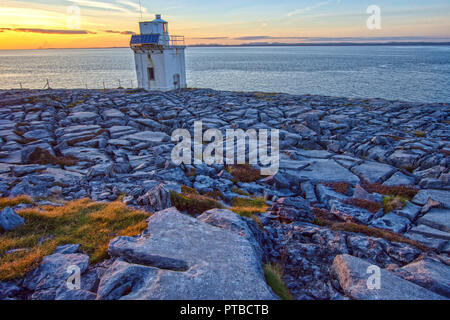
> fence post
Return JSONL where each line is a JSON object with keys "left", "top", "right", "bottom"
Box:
{"left": 43, "top": 79, "right": 51, "bottom": 90}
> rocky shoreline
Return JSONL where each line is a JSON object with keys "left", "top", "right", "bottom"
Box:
{"left": 0, "top": 88, "right": 449, "bottom": 300}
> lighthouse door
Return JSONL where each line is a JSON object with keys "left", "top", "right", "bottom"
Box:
{"left": 174, "top": 74, "right": 180, "bottom": 90}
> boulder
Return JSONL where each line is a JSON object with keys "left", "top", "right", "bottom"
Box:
{"left": 136, "top": 183, "right": 171, "bottom": 213}
{"left": 418, "top": 208, "right": 450, "bottom": 232}
{"left": 394, "top": 257, "right": 450, "bottom": 298}
{"left": 331, "top": 254, "right": 445, "bottom": 300}
{"left": 54, "top": 244, "right": 81, "bottom": 255}
{"left": 0, "top": 207, "right": 25, "bottom": 231}
{"left": 100, "top": 207, "right": 277, "bottom": 300}
{"left": 56, "top": 289, "right": 97, "bottom": 300}
{"left": 23, "top": 253, "right": 90, "bottom": 300}
{"left": 198, "top": 208, "right": 266, "bottom": 261}
{"left": 270, "top": 197, "right": 313, "bottom": 223}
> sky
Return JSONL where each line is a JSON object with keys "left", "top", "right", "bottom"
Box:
{"left": 0, "top": 0, "right": 449, "bottom": 49}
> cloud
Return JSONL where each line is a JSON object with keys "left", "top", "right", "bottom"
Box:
{"left": 190, "top": 37, "right": 230, "bottom": 40}
{"left": 6, "top": 28, "right": 96, "bottom": 34}
{"left": 234, "top": 36, "right": 307, "bottom": 41}
{"left": 234, "top": 35, "right": 450, "bottom": 43}
{"left": 67, "top": 0, "right": 130, "bottom": 13}
{"left": 104, "top": 30, "right": 135, "bottom": 35}
{"left": 287, "top": 0, "right": 340, "bottom": 17}
{"left": 117, "top": 0, "right": 147, "bottom": 12}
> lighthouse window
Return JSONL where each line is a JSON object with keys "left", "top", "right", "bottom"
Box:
{"left": 148, "top": 67, "right": 155, "bottom": 81}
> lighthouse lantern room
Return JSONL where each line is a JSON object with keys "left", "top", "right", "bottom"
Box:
{"left": 130, "top": 14, "right": 186, "bottom": 91}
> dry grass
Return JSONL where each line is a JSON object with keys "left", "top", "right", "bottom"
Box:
{"left": 204, "top": 190, "right": 223, "bottom": 200}
{"left": 312, "top": 207, "right": 343, "bottom": 226}
{"left": 263, "top": 263, "right": 294, "bottom": 300}
{"left": 66, "top": 100, "right": 84, "bottom": 109}
{"left": 361, "top": 182, "right": 418, "bottom": 200}
{"left": 325, "top": 182, "right": 351, "bottom": 195}
{"left": 231, "top": 197, "right": 268, "bottom": 218}
{"left": 0, "top": 196, "right": 34, "bottom": 210}
{"left": 226, "top": 164, "right": 261, "bottom": 183}
{"left": 180, "top": 185, "right": 198, "bottom": 195}
{"left": 345, "top": 198, "right": 382, "bottom": 214}
{"left": 414, "top": 131, "right": 426, "bottom": 138}
{"left": 186, "top": 168, "right": 196, "bottom": 178}
{"left": 383, "top": 134, "right": 405, "bottom": 142}
{"left": 25, "top": 147, "right": 78, "bottom": 167}
{"left": 231, "top": 187, "right": 250, "bottom": 196}
{"left": 0, "top": 198, "right": 150, "bottom": 281}
{"left": 66, "top": 129, "right": 108, "bottom": 147}
{"left": 170, "top": 190, "right": 223, "bottom": 215}
{"left": 311, "top": 208, "right": 429, "bottom": 252}
{"left": 330, "top": 222, "right": 429, "bottom": 251}
{"left": 231, "top": 197, "right": 268, "bottom": 230}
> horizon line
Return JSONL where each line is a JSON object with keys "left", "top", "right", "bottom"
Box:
{"left": 1, "top": 41, "right": 450, "bottom": 51}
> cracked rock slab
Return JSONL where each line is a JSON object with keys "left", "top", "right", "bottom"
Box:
{"left": 332, "top": 254, "right": 446, "bottom": 300}
{"left": 101, "top": 207, "right": 277, "bottom": 300}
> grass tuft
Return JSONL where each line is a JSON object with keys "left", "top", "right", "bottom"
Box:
{"left": 226, "top": 164, "right": 261, "bottom": 183}
{"left": 263, "top": 263, "right": 294, "bottom": 300}
{"left": 345, "top": 198, "right": 382, "bottom": 214}
{"left": 414, "top": 131, "right": 426, "bottom": 138}
{"left": 0, "top": 196, "right": 34, "bottom": 210}
{"left": 170, "top": 190, "right": 223, "bottom": 215}
{"left": 383, "top": 196, "right": 407, "bottom": 214}
{"left": 231, "top": 197, "right": 268, "bottom": 218}
{"left": 0, "top": 198, "right": 149, "bottom": 281}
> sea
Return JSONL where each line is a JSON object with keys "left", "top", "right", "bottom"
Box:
{"left": 0, "top": 45, "right": 449, "bottom": 103}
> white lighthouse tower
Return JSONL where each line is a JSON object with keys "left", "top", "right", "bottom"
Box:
{"left": 130, "top": 14, "right": 186, "bottom": 91}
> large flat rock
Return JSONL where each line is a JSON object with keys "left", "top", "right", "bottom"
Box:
{"left": 294, "top": 159, "right": 360, "bottom": 184}
{"left": 413, "top": 189, "right": 450, "bottom": 209}
{"left": 351, "top": 161, "right": 396, "bottom": 184}
{"left": 100, "top": 207, "right": 277, "bottom": 300}
{"left": 418, "top": 208, "right": 450, "bottom": 233}
{"left": 395, "top": 258, "right": 450, "bottom": 298}
{"left": 332, "top": 254, "right": 445, "bottom": 300}
{"left": 124, "top": 131, "right": 170, "bottom": 144}
{"left": 409, "top": 224, "right": 450, "bottom": 241}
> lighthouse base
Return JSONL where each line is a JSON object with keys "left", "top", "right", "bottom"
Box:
{"left": 133, "top": 47, "right": 187, "bottom": 92}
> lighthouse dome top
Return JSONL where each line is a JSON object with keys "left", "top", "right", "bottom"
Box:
{"left": 138, "top": 14, "right": 169, "bottom": 36}
{"left": 152, "top": 14, "right": 167, "bottom": 23}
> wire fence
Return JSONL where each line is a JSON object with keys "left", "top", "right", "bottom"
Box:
{"left": 9, "top": 79, "right": 137, "bottom": 91}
